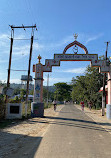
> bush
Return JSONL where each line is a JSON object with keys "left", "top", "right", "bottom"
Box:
{"left": 9, "top": 96, "right": 21, "bottom": 103}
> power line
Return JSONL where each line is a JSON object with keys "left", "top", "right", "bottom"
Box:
{"left": 9, "top": 24, "right": 37, "bottom": 29}
{"left": 10, "top": 38, "right": 38, "bottom": 40}
{"left": 11, "top": 69, "right": 27, "bottom": 72}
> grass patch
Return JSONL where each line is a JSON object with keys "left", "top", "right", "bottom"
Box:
{"left": 0, "top": 119, "right": 21, "bottom": 129}
{"left": 0, "top": 120, "right": 13, "bottom": 129}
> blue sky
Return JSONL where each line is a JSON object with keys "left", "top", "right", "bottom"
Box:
{"left": 0, "top": 0, "right": 111, "bottom": 86}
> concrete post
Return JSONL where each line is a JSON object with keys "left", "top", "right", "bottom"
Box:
{"left": 108, "top": 64, "right": 111, "bottom": 104}
{"left": 33, "top": 63, "right": 43, "bottom": 103}
{"left": 31, "top": 56, "right": 44, "bottom": 117}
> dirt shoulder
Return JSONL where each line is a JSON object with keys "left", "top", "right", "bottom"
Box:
{"left": 0, "top": 105, "right": 64, "bottom": 158}
{"left": 74, "top": 104, "right": 111, "bottom": 135}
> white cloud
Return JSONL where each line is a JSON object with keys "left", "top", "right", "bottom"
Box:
{"left": 53, "top": 67, "right": 86, "bottom": 74}
{"left": 43, "top": 77, "right": 71, "bottom": 86}
{"left": 13, "top": 44, "right": 30, "bottom": 56}
{"left": 63, "top": 67, "right": 86, "bottom": 73}
{"left": 0, "top": 32, "right": 104, "bottom": 65}
{"left": 0, "top": 32, "right": 104, "bottom": 57}
{"left": 85, "top": 33, "right": 104, "bottom": 44}
{"left": 0, "top": 79, "right": 21, "bottom": 84}
{"left": 0, "top": 33, "right": 9, "bottom": 39}
{"left": 9, "top": 79, "right": 22, "bottom": 84}
{"left": 40, "top": 33, "right": 104, "bottom": 52}
{"left": 33, "top": 43, "right": 45, "bottom": 51}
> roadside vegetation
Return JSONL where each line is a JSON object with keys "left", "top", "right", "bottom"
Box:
{"left": 71, "top": 66, "right": 103, "bottom": 109}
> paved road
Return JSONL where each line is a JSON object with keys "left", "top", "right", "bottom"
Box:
{"left": 35, "top": 104, "right": 111, "bottom": 158}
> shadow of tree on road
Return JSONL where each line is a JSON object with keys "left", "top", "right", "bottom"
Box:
{"left": 29, "top": 116, "right": 111, "bottom": 133}
{"left": 0, "top": 131, "right": 42, "bottom": 158}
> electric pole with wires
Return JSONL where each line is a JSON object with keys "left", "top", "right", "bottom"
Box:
{"left": 5, "top": 28, "right": 14, "bottom": 117}
{"left": 6, "top": 24, "right": 37, "bottom": 118}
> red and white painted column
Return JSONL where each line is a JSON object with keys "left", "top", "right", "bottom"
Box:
{"left": 108, "top": 64, "right": 111, "bottom": 104}
{"left": 31, "top": 55, "right": 44, "bottom": 117}
{"left": 33, "top": 62, "right": 43, "bottom": 103}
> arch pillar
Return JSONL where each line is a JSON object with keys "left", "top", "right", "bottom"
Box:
{"left": 108, "top": 64, "right": 111, "bottom": 104}
{"left": 31, "top": 56, "right": 44, "bottom": 117}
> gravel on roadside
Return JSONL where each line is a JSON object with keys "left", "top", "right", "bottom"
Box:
{"left": 0, "top": 105, "right": 64, "bottom": 158}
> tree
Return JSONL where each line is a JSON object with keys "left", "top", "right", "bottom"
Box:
{"left": 54, "top": 82, "right": 71, "bottom": 102}
{"left": 71, "top": 76, "right": 87, "bottom": 103}
{"left": 29, "top": 89, "right": 34, "bottom": 95}
{"left": 20, "top": 89, "right": 26, "bottom": 100}
{"left": 13, "top": 87, "right": 20, "bottom": 95}
{"left": 43, "top": 87, "right": 54, "bottom": 102}
{"left": 71, "top": 66, "right": 103, "bottom": 109}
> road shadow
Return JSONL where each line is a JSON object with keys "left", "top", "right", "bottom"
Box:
{"left": 28, "top": 116, "right": 111, "bottom": 133}
{"left": 44, "top": 116, "right": 111, "bottom": 126}
{"left": 56, "top": 111, "right": 75, "bottom": 113}
{"left": 0, "top": 130, "right": 42, "bottom": 158}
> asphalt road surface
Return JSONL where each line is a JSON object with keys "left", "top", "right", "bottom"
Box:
{"left": 35, "top": 104, "right": 111, "bottom": 158}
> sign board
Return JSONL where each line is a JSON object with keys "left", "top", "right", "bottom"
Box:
{"left": 31, "top": 102, "right": 44, "bottom": 117}
{"left": 54, "top": 54, "right": 98, "bottom": 61}
{"left": 6, "top": 103, "right": 22, "bottom": 119}
{"left": 21, "top": 75, "right": 33, "bottom": 81}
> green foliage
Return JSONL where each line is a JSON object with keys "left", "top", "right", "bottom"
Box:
{"left": 13, "top": 87, "right": 20, "bottom": 95}
{"left": 71, "top": 66, "right": 103, "bottom": 109}
{"left": 29, "top": 89, "right": 34, "bottom": 95}
{"left": 43, "top": 87, "right": 54, "bottom": 102}
{"left": 0, "top": 94, "right": 4, "bottom": 104}
{"left": 54, "top": 82, "right": 71, "bottom": 101}
{"left": 9, "top": 96, "right": 21, "bottom": 103}
{"left": 20, "top": 89, "right": 26, "bottom": 100}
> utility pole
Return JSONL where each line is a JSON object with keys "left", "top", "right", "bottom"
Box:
{"left": 6, "top": 25, "right": 37, "bottom": 118}
{"left": 7, "top": 30, "right": 14, "bottom": 89}
{"left": 102, "top": 41, "right": 110, "bottom": 116}
{"left": 5, "top": 28, "right": 14, "bottom": 117}
{"left": 25, "top": 32, "right": 34, "bottom": 116}
{"left": 47, "top": 74, "right": 49, "bottom": 108}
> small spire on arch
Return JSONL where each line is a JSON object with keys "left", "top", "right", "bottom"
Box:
{"left": 73, "top": 33, "right": 78, "bottom": 41}
{"left": 63, "top": 33, "right": 88, "bottom": 54}
{"left": 37, "top": 54, "right": 42, "bottom": 63}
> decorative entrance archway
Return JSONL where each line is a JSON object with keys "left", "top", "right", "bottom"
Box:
{"left": 32, "top": 37, "right": 110, "bottom": 117}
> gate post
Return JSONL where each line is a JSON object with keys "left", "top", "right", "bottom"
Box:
{"left": 108, "top": 64, "right": 111, "bottom": 104}
{"left": 31, "top": 55, "right": 44, "bottom": 117}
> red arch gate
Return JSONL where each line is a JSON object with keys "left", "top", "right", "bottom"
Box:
{"left": 32, "top": 39, "right": 110, "bottom": 117}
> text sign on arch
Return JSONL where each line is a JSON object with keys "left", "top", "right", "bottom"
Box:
{"left": 54, "top": 54, "right": 98, "bottom": 61}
